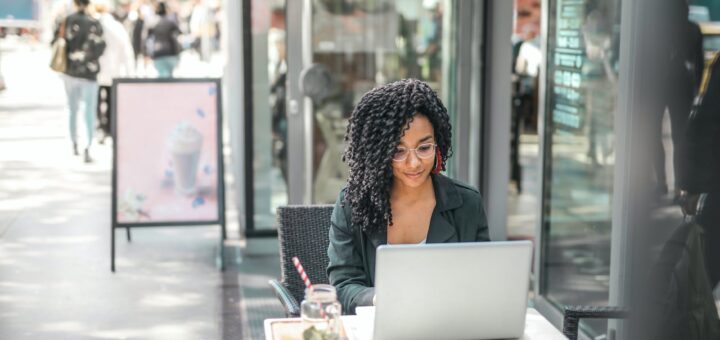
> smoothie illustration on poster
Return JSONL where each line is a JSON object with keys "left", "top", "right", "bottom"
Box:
{"left": 114, "top": 81, "right": 221, "bottom": 224}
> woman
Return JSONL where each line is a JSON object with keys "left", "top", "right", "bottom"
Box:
{"left": 327, "top": 79, "right": 490, "bottom": 314}
{"left": 148, "top": 2, "right": 181, "bottom": 78}
{"left": 60, "top": 0, "right": 106, "bottom": 162}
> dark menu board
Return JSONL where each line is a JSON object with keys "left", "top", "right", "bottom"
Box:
{"left": 549, "top": 0, "right": 586, "bottom": 132}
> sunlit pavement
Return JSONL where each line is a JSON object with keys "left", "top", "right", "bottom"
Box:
{"left": 0, "top": 41, "right": 284, "bottom": 340}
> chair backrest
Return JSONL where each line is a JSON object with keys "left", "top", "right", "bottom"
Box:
{"left": 277, "top": 205, "right": 335, "bottom": 305}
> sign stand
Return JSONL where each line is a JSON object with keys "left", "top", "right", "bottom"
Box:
{"left": 110, "top": 78, "right": 226, "bottom": 272}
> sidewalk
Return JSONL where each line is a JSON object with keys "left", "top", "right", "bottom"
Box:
{"left": 0, "top": 41, "right": 283, "bottom": 339}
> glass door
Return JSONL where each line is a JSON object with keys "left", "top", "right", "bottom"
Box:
{"left": 537, "top": 0, "right": 623, "bottom": 336}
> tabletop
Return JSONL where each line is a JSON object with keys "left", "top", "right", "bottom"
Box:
{"left": 264, "top": 307, "right": 566, "bottom": 340}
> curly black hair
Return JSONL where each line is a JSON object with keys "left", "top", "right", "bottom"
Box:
{"left": 342, "top": 79, "right": 453, "bottom": 234}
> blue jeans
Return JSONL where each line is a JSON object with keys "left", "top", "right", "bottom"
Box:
{"left": 62, "top": 75, "right": 98, "bottom": 149}
{"left": 153, "top": 56, "right": 179, "bottom": 78}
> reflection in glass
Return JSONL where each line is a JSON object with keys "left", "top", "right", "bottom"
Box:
{"left": 251, "top": 0, "right": 289, "bottom": 229}
{"left": 308, "top": 0, "right": 457, "bottom": 203}
{"left": 508, "top": 0, "right": 542, "bottom": 254}
{"left": 541, "top": 0, "right": 621, "bottom": 336}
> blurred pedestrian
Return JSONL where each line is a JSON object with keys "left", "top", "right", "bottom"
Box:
{"left": 95, "top": 0, "right": 135, "bottom": 144}
{"left": 147, "top": 2, "right": 181, "bottom": 78}
{"left": 130, "top": 7, "right": 145, "bottom": 65}
{"left": 128, "top": 0, "right": 156, "bottom": 75}
{"left": 651, "top": 0, "right": 704, "bottom": 199}
{"left": 60, "top": 0, "right": 107, "bottom": 163}
{"left": 650, "top": 52, "right": 720, "bottom": 340}
{"left": 189, "top": 0, "right": 215, "bottom": 62}
{"left": 0, "top": 49, "right": 5, "bottom": 92}
{"left": 683, "top": 51, "right": 720, "bottom": 289}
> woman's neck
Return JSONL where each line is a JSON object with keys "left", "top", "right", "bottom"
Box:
{"left": 391, "top": 175, "right": 435, "bottom": 203}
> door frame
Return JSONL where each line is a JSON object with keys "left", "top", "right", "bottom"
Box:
{"left": 285, "top": 0, "right": 314, "bottom": 206}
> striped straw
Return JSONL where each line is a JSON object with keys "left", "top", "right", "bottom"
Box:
{"left": 292, "top": 256, "right": 313, "bottom": 289}
{"left": 293, "top": 256, "right": 328, "bottom": 319}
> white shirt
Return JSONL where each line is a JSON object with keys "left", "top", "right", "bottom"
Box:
{"left": 97, "top": 13, "right": 135, "bottom": 86}
{"left": 387, "top": 238, "right": 427, "bottom": 245}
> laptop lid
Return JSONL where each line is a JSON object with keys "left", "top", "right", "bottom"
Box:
{"left": 372, "top": 241, "right": 533, "bottom": 340}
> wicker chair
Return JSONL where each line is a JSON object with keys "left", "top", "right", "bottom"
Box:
{"left": 268, "top": 205, "right": 335, "bottom": 317}
{"left": 562, "top": 305, "right": 629, "bottom": 340}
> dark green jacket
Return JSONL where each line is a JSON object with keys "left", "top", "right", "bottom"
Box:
{"left": 326, "top": 174, "right": 490, "bottom": 314}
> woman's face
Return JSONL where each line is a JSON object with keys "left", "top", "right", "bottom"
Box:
{"left": 391, "top": 114, "right": 437, "bottom": 189}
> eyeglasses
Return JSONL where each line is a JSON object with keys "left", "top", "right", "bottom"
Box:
{"left": 392, "top": 143, "right": 436, "bottom": 162}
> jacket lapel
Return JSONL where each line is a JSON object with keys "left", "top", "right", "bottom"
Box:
{"left": 367, "top": 229, "right": 387, "bottom": 249}
{"left": 426, "top": 175, "right": 462, "bottom": 243}
{"left": 426, "top": 211, "right": 457, "bottom": 243}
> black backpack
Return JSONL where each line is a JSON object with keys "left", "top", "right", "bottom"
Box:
{"left": 649, "top": 220, "right": 720, "bottom": 340}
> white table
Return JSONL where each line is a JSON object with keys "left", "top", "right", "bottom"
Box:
{"left": 264, "top": 308, "right": 565, "bottom": 340}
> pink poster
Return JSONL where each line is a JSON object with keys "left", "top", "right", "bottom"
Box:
{"left": 114, "top": 81, "right": 221, "bottom": 224}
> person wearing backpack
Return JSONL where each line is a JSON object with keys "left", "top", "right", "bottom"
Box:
{"left": 147, "top": 2, "right": 181, "bottom": 78}
{"left": 642, "top": 53, "right": 720, "bottom": 338}
{"left": 682, "top": 50, "right": 720, "bottom": 283}
{"left": 658, "top": 50, "right": 720, "bottom": 340}
{"left": 61, "top": 0, "right": 106, "bottom": 163}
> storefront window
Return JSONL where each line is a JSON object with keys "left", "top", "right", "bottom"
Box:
{"left": 541, "top": 0, "right": 621, "bottom": 336}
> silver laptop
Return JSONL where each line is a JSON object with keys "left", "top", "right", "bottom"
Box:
{"left": 372, "top": 241, "right": 533, "bottom": 340}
